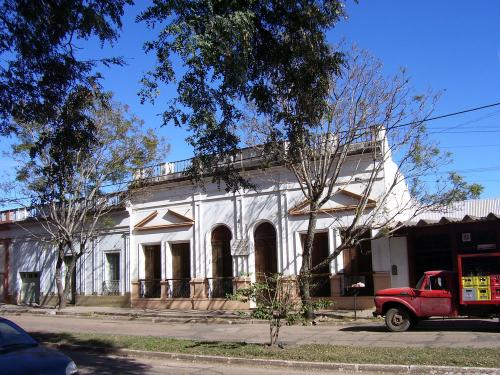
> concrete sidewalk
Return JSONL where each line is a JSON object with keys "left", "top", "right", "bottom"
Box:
{"left": 6, "top": 313, "right": 500, "bottom": 348}
{"left": 0, "top": 303, "right": 375, "bottom": 323}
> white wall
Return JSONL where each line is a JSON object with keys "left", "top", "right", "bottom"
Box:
{"left": 1, "top": 146, "right": 407, "bottom": 297}
{"left": 372, "top": 236, "right": 409, "bottom": 287}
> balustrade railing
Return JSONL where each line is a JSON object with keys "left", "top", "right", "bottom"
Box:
{"left": 133, "top": 158, "right": 193, "bottom": 181}
{"left": 207, "top": 277, "right": 233, "bottom": 298}
{"left": 102, "top": 280, "right": 120, "bottom": 296}
{"left": 166, "top": 278, "right": 191, "bottom": 298}
{"left": 138, "top": 279, "right": 161, "bottom": 298}
{"left": 132, "top": 131, "right": 382, "bottom": 184}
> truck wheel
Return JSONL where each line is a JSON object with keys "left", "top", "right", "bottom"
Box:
{"left": 385, "top": 307, "right": 411, "bottom": 332}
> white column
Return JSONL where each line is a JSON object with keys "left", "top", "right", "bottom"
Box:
{"left": 91, "top": 239, "right": 96, "bottom": 294}
{"left": 190, "top": 238, "right": 194, "bottom": 278}
{"left": 79, "top": 249, "right": 85, "bottom": 295}
{"left": 294, "top": 231, "right": 302, "bottom": 275}
{"left": 206, "top": 230, "right": 212, "bottom": 279}
{"left": 126, "top": 205, "right": 138, "bottom": 283}
{"left": 160, "top": 241, "right": 166, "bottom": 280}
{"left": 165, "top": 242, "right": 173, "bottom": 280}
{"left": 247, "top": 224, "right": 256, "bottom": 283}
{"left": 193, "top": 194, "right": 203, "bottom": 278}
{"left": 330, "top": 229, "right": 343, "bottom": 274}
{"left": 122, "top": 234, "right": 128, "bottom": 294}
{"left": 279, "top": 191, "right": 290, "bottom": 274}
{"left": 98, "top": 240, "right": 104, "bottom": 295}
{"left": 137, "top": 243, "right": 143, "bottom": 280}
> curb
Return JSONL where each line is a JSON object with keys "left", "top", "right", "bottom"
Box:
{"left": 48, "top": 343, "right": 499, "bottom": 375}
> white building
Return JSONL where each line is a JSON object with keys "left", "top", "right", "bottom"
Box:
{"left": 0, "top": 138, "right": 412, "bottom": 310}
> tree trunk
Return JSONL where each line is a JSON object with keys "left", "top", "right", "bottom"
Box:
{"left": 55, "top": 244, "right": 65, "bottom": 309}
{"left": 299, "top": 202, "right": 318, "bottom": 320}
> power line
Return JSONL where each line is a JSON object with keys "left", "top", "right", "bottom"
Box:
{"left": 429, "top": 109, "right": 500, "bottom": 133}
{"left": 394, "top": 101, "right": 500, "bottom": 129}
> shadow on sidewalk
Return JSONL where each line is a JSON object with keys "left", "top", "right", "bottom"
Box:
{"left": 340, "top": 319, "right": 500, "bottom": 333}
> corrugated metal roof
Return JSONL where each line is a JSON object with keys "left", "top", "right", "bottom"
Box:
{"left": 397, "top": 198, "right": 500, "bottom": 228}
{"left": 412, "top": 198, "right": 500, "bottom": 221}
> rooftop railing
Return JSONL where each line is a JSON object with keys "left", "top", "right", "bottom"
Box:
{"left": 0, "top": 195, "right": 123, "bottom": 224}
{"left": 132, "top": 132, "right": 384, "bottom": 184}
{"left": 0, "top": 208, "right": 31, "bottom": 224}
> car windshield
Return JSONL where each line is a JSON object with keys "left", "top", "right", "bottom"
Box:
{"left": 0, "top": 320, "right": 38, "bottom": 352}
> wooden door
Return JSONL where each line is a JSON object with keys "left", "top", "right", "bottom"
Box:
{"left": 212, "top": 226, "right": 232, "bottom": 278}
{"left": 254, "top": 223, "right": 277, "bottom": 281}
{"left": 144, "top": 245, "right": 161, "bottom": 280}
{"left": 171, "top": 243, "right": 190, "bottom": 279}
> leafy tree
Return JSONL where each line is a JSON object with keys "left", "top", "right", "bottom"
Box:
{"left": 247, "top": 46, "right": 482, "bottom": 318}
{"left": 6, "top": 94, "right": 166, "bottom": 308}
{"left": 0, "top": 0, "right": 132, "bottom": 144}
{"left": 138, "top": 0, "right": 347, "bottom": 191}
{"left": 139, "top": 2, "right": 482, "bottom": 319}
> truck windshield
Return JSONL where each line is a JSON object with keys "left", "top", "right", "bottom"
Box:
{"left": 415, "top": 275, "right": 425, "bottom": 289}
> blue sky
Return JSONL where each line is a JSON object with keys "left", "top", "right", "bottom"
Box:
{"left": 2, "top": 1, "right": 500, "bottom": 198}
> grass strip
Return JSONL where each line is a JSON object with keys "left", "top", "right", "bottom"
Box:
{"left": 31, "top": 331, "right": 499, "bottom": 368}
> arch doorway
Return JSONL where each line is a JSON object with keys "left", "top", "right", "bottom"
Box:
{"left": 211, "top": 225, "right": 233, "bottom": 297}
{"left": 254, "top": 222, "right": 277, "bottom": 281}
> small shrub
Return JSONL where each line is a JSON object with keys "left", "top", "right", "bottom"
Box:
{"left": 232, "top": 273, "right": 330, "bottom": 346}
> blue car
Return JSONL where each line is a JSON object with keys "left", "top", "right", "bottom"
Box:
{"left": 0, "top": 317, "right": 78, "bottom": 375}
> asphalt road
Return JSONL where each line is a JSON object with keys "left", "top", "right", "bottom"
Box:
{"left": 65, "top": 350, "right": 379, "bottom": 375}
{"left": 7, "top": 314, "right": 500, "bottom": 348}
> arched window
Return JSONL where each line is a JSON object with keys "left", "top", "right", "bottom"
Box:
{"left": 211, "top": 225, "right": 233, "bottom": 297}
{"left": 254, "top": 222, "right": 277, "bottom": 281}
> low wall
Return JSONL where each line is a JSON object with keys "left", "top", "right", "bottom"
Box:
{"left": 28, "top": 294, "right": 131, "bottom": 308}
{"left": 131, "top": 298, "right": 249, "bottom": 310}
{"left": 75, "top": 294, "right": 130, "bottom": 308}
{"left": 326, "top": 296, "right": 374, "bottom": 310}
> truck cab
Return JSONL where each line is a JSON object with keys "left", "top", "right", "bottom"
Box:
{"left": 373, "top": 270, "right": 459, "bottom": 332}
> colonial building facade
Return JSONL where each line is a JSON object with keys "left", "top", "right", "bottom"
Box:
{"left": 0, "top": 139, "right": 411, "bottom": 310}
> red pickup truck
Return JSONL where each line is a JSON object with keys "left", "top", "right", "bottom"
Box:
{"left": 373, "top": 252, "right": 500, "bottom": 332}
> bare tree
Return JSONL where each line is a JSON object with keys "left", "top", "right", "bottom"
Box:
{"left": 245, "top": 46, "right": 482, "bottom": 318}
{"left": 3, "top": 96, "right": 166, "bottom": 308}
{"left": 232, "top": 273, "right": 329, "bottom": 346}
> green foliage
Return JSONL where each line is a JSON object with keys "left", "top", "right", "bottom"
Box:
{"left": 0, "top": 0, "right": 132, "bottom": 138}
{"left": 232, "top": 273, "right": 330, "bottom": 346}
{"left": 13, "top": 94, "right": 165, "bottom": 206}
{"left": 139, "top": 0, "right": 347, "bottom": 190}
{"left": 431, "top": 172, "right": 483, "bottom": 205}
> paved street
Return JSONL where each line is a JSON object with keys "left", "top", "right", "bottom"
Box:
{"left": 7, "top": 314, "right": 500, "bottom": 348}
{"left": 65, "top": 350, "right": 378, "bottom": 375}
